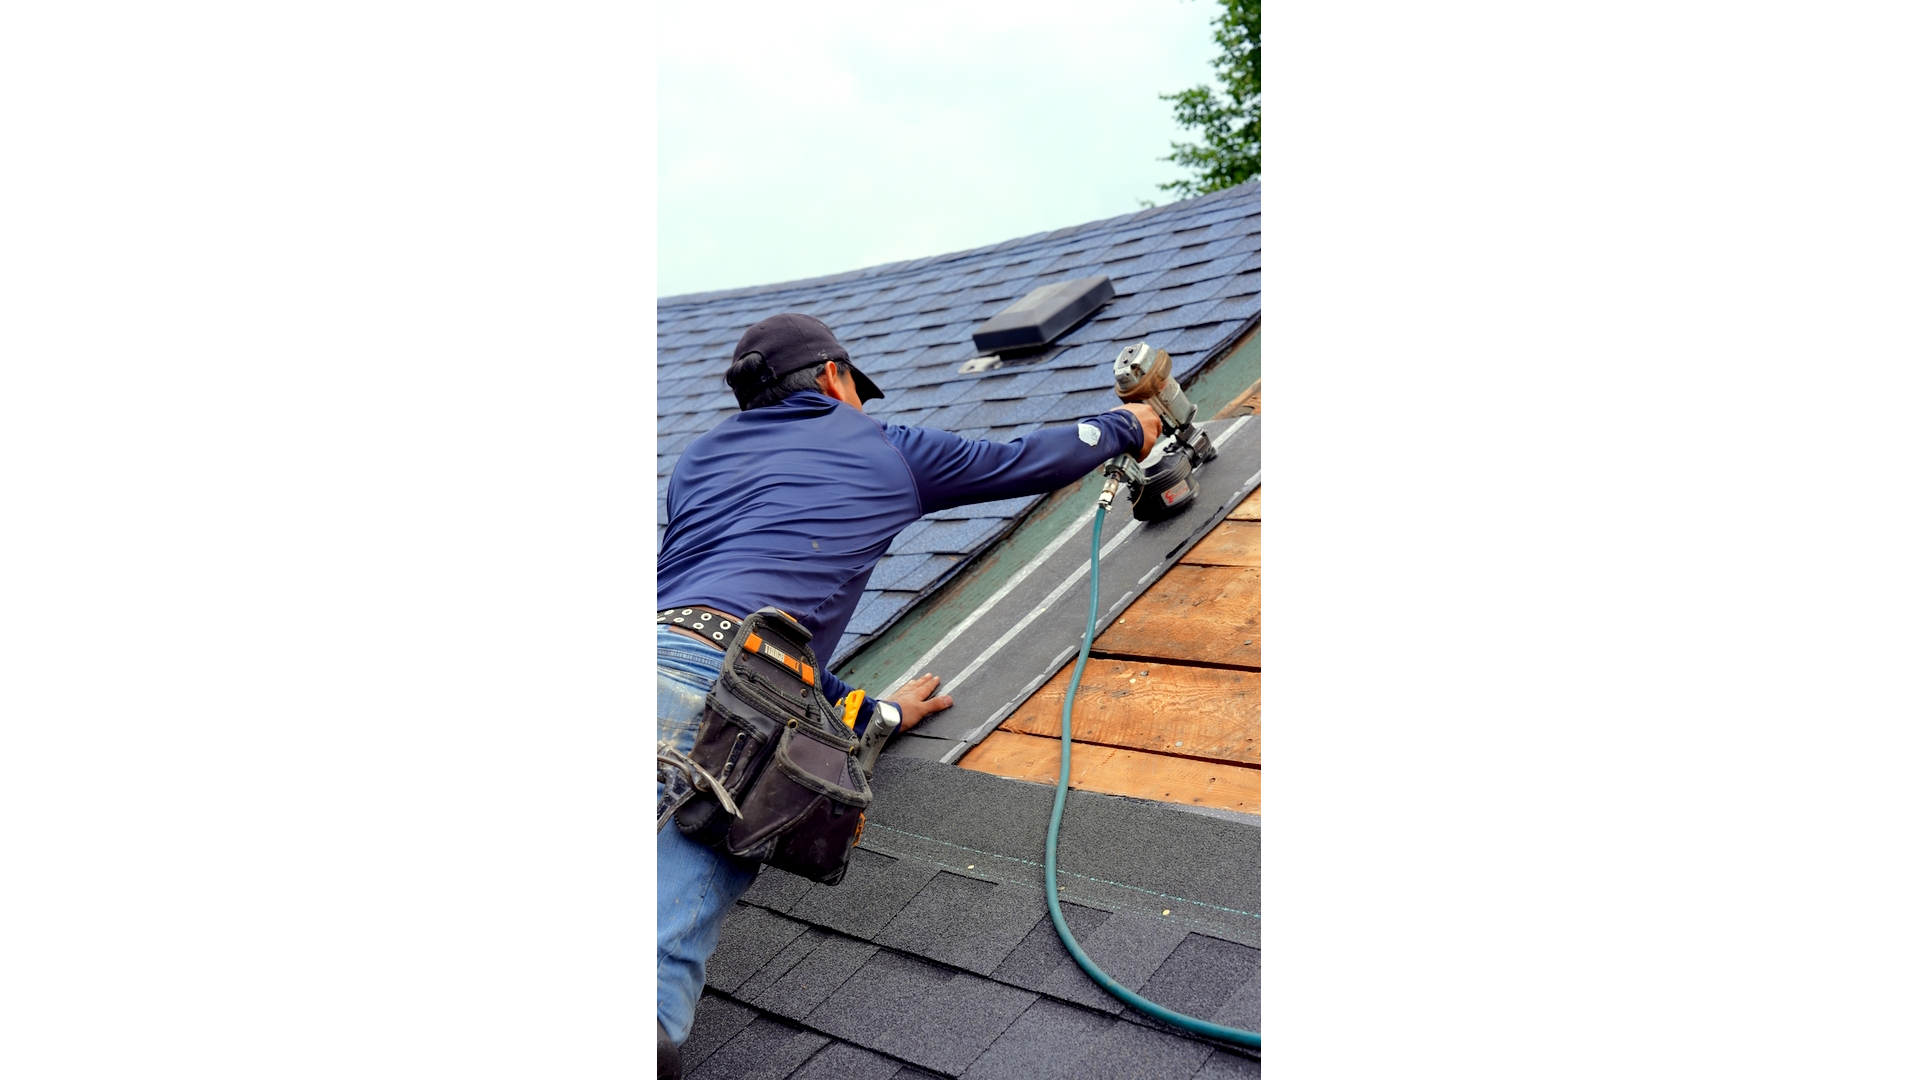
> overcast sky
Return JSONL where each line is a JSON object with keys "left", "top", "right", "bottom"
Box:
{"left": 658, "top": 0, "right": 1225, "bottom": 297}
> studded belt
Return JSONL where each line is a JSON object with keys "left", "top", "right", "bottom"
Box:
{"left": 657, "top": 606, "right": 746, "bottom": 652}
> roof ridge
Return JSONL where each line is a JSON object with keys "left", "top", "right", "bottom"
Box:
{"left": 659, "top": 180, "right": 1259, "bottom": 306}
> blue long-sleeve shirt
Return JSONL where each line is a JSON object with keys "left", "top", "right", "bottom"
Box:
{"left": 659, "top": 390, "right": 1141, "bottom": 721}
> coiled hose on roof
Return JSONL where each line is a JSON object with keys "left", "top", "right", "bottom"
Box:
{"left": 1044, "top": 504, "right": 1262, "bottom": 1050}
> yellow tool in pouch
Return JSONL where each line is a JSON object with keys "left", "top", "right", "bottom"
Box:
{"left": 836, "top": 689, "right": 865, "bottom": 730}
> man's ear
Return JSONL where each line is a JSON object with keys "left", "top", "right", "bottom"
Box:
{"left": 816, "top": 360, "right": 862, "bottom": 408}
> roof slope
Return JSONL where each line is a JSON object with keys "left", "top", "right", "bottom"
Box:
{"left": 657, "top": 182, "right": 1262, "bottom": 663}
{"left": 684, "top": 758, "right": 1261, "bottom": 1079}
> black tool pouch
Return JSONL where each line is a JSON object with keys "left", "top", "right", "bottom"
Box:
{"left": 674, "top": 608, "right": 872, "bottom": 885}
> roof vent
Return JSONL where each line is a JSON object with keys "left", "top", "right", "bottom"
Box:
{"left": 971, "top": 275, "right": 1114, "bottom": 355}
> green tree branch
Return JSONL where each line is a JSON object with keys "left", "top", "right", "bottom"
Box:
{"left": 1159, "top": 0, "right": 1260, "bottom": 199}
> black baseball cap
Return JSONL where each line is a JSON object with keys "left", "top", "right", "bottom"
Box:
{"left": 732, "top": 313, "right": 885, "bottom": 402}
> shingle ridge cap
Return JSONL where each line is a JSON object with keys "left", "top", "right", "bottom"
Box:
{"left": 658, "top": 181, "right": 1260, "bottom": 307}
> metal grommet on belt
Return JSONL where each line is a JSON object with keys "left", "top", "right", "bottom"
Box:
{"left": 658, "top": 606, "right": 747, "bottom": 653}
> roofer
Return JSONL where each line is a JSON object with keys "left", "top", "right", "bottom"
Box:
{"left": 656, "top": 312, "right": 1158, "bottom": 1075}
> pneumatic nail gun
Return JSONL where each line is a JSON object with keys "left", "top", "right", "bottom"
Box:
{"left": 1099, "top": 341, "right": 1217, "bottom": 519}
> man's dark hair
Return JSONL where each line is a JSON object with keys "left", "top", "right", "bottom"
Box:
{"left": 726, "top": 352, "right": 828, "bottom": 411}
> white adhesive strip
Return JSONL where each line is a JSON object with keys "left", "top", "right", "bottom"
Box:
{"left": 882, "top": 414, "right": 1256, "bottom": 702}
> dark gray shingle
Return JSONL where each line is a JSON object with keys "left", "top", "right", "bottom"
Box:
{"left": 688, "top": 1016, "right": 831, "bottom": 1080}
{"left": 680, "top": 994, "right": 759, "bottom": 1074}
{"left": 1135, "top": 933, "right": 1262, "bottom": 1026}
{"left": 733, "top": 927, "right": 832, "bottom": 1004}
{"left": 1053, "top": 1018, "right": 1217, "bottom": 1080}
{"left": 989, "top": 901, "right": 1113, "bottom": 993}
{"left": 804, "top": 949, "right": 954, "bottom": 1047}
{"left": 705, "top": 905, "right": 811, "bottom": 994}
{"left": 787, "top": 847, "right": 942, "bottom": 941}
{"left": 1037, "top": 913, "right": 1190, "bottom": 1015}
{"left": 788, "top": 1041, "right": 907, "bottom": 1080}
{"left": 739, "top": 863, "right": 815, "bottom": 914}
{"left": 744, "top": 932, "right": 878, "bottom": 1020}
{"left": 1192, "top": 1050, "right": 1263, "bottom": 1079}
{"left": 869, "top": 968, "right": 1037, "bottom": 1075}
{"left": 958, "top": 997, "right": 1115, "bottom": 1080}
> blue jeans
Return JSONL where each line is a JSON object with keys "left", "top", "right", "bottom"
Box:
{"left": 657, "top": 625, "right": 759, "bottom": 1046}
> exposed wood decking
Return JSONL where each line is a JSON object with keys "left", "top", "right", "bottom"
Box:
{"left": 961, "top": 382, "right": 1263, "bottom": 814}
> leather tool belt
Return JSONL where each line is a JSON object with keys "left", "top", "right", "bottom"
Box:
{"left": 671, "top": 607, "right": 872, "bottom": 885}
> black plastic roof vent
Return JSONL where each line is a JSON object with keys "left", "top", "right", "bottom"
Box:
{"left": 970, "top": 274, "right": 1114, "bottom": 354}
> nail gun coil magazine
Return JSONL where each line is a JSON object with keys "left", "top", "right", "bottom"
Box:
{"left": 675, "top": 607, "right": 873, "bottom": 885}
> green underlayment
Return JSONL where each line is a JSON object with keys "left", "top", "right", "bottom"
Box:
{"left": 836, "top": 322, "right": 1263, "bottom": 697}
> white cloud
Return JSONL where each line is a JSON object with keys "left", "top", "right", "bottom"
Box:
{"left": 658, "top": 0, "right": 1223, "bottom": 295}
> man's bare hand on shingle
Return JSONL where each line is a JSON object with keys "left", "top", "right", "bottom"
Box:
{"left": 891, "top": 673, "right": 953, "bottom": 732}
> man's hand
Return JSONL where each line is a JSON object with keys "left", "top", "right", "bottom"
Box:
{"left": 1113, "top": 403, "right": 1161, "bottom": 458}
{"left": 890, "top": 673, "right": 952, "bottom": 733}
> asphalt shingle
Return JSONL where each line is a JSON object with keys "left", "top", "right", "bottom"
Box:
{"left": 1209, "top": 969, "right": 1261, "bottom": 1033}
{"left": 1135, "top": 933, "right": 1262, "bottom": 1025}
{"left": 989, "top": 901, "right": 1113, "bottom": 993}
{"left": 968, "top": 367, "right": 1059, "bottom": 401}
{"left": 925, "top": 495, "right": 1036, "bottom": 523}
{"left": 1052, "top": 387, "right": 1117, "bottom": 419}
{"left": 864, "top": 552, "right": 932, "bottom": 592}
{"left": 871, "top": 869, "right": 992, "bottom": 947}
{"left": 1035, "top": 358, "right": 1121, "bottom": 396}
{"left": 983, "top": 418, "right": 1044, "bottom": 440}
{"left": 804, "top": 949, "right": 953, "bottom": 1048}
{"left": 1114, "top": 298, "right": 1231, "bottom": 341}
{"left": 1037, "top": 913, "right": 1190, "bottom": 1015}
{"left": 688, "top": 1016, "right": 831, "bottom": 1080}
{"left": 873, "top": 873, "right": 1051, "bottom": 978}
{"left": 732, "top": 926, "right": 830, "bottom": 1004}
{"left": 885, "top": 516, "right": 1008, "bottom": 557}
{"left": 870, "top": 968, "right": 1037, "bottom": 1075}
{"left": 1165, "top": 322, "right": 1237, "bottom": 360}
{"left": 705, "top": 905, "right": 811, "bottom": 994}
{"left": 1053, "top": 1017, "right": 1217, "bottom": 1080}
{"left": 1140, "top": 253, "right": 1253, "bottom": 292}
{"left": 842, "top": 590, "right": 919, "bottom": 639}
{"left": 739, "top": 862, "right": 816, "bottom": 914}
{"left": 967, "top": 392, "right": 1073, "bottom": 429}
{"left": 786, "top": 848, "right": 942, "bottom": 941}
{"left": 958, "top": 997, "right": 1115, "bottom": 1080}
{"left": 1191, "top": 1050, "right": 1263, "bottom": 1079}
{"left": 680, "top": 994, "right": 759, "bottom": 1075}
{"left": 881, "top": 378, "right": 981, "bottom": 412}
{"left": 788, "top": 1041, "right": 907, "bottom": 1080}
{"left": 743, "top": 931, "right": 878, "bottom": 1020}
{"left": 1201, "top": 292, "right": 1262, "bottom": 326}
{"left": 887, "top": 553, "right": 962, "bottom": 592}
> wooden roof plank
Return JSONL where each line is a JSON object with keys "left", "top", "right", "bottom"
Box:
{"left": 1097, "top": 565, "right": 1260, "bottom": 668}
{"left": 1179, "top": 518, "right": 1260, "bottom": 568}
{"left": 1225, "top": 487, "right": 1260, "bottom": 521}
{"left": 998, "top": 657, "right": 1260, "bottom": 765}
{"left": 958, "top": 728, "right": 1261, "bottom": 814}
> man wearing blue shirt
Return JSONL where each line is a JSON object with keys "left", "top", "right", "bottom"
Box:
{"left": 656, "top": 313, "right": 1156, "bottom": 1074}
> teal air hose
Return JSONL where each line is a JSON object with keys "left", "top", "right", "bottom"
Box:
{"left": 1044, "top": 504, "right": 1262, "bottom": 1051}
